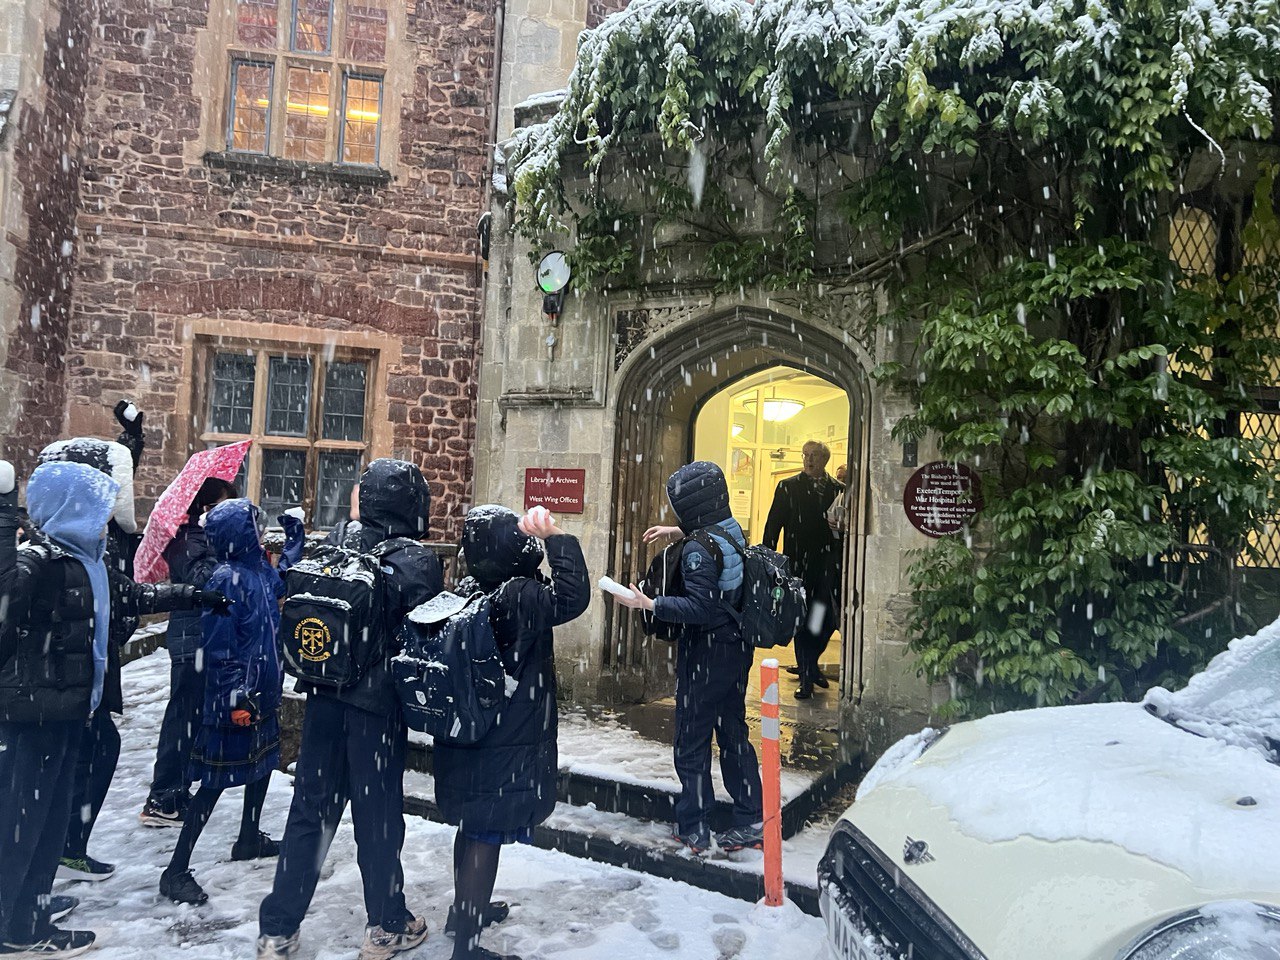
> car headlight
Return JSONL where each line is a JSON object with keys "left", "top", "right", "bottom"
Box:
{"left": 1119, "top": 902, "right": 1280, "bottom": 959}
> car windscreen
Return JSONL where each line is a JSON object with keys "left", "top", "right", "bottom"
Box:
{"left": 1143, "top": 619, "right": 1280, "bottom": 764}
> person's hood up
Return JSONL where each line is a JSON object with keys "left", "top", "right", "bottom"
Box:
{"left": 26, "top": 460, "right": 119, "bottom": 561}
{"left": 667, "top": 461, "right": 732, "bottom": 533}
{"left": 39, "top": 437, "right": 138, "bottom": 533}
{"left": 358, "top": 458, "right": 430, "bottom": 548}
{"left": 204, "top": 498, "right": 265, "bottom": 562}
{"left": 461, "top": 504, "right": 544, "bottom": 590}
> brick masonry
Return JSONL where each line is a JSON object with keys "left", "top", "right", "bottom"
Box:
{"left": 3, "top": 0, "right": 97, "bottom": 471}
{"left": 61, "top": 0, "right": 496, "bottom": 540}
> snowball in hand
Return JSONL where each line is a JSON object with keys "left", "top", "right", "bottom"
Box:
{"left": 0, "top": 460, "right": 13, "bottom": 496}
{"left": 284, "top": 507, "right": 306, "bottom": 522}
{"left": 598, "top": 576, "right": 635, "bottom": 600}
{"left": 122, "top": 403, "right": 139, "bottom": 422}
{"left": 523, "top": 505, "right": 554, "bottom": 530}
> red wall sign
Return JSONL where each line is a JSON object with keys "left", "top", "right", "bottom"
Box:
{"left": 903, "top": 461, "right": 983, "bottom": 538}
{"left": 524, "top": 468, "right": 587, "bottom": 514}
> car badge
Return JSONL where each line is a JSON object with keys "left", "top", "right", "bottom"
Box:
{"left": 903, "top": 837, "right": 934, "bottom": 865}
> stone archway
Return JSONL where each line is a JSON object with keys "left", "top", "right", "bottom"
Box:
{"left": 601, "top": 305, "right": 874, "bottom": 703}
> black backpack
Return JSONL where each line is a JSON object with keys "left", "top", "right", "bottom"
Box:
{"left": 391, "top": 591, "right": 506, "bottom": 744}
{"left": 279, "top": 539, "right": 410, "bottom": 688}
{"left": 639, "top": 528, "right": 807, "bottom": 649}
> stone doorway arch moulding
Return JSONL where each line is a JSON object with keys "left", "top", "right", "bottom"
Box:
{"left": 602, "top": 298, "right": 877, "bottom": 704}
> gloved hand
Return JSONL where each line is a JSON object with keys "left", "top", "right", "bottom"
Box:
{"left": 0, "top": 461, "right": 16, "bottom": 510}
{"left": 231, "top": 691, "right": 260, "bottom": 727}
{"left": 278, "top": 508, "right": 305, "bottom": 544}
{"left": 198, "top": 590, "right": 232, "bottom": 614}
{"left": 113, "top": 400, "right": 144, "bottom": 437}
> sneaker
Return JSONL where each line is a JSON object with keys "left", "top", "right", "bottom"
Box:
{"left": 356, "top": 916, "right": 428, "bottom": 960}
{"left": 230, "top": 832, "right": 280, "bottom": 862}
{"left": 671, "top": 826, "right": 711, "bottom": 854}
{"left": 42, "top": 898, "right": 78, "bottom": 924}
{"left": 444, "top": 901, "right": 510, "bottom": 936}
{"left": 255, "top": 933, "right": 300, "bottom": 960}
{"left": 0, "top": 929, "right": 96, "bottom": 958}
{"left": 139, "top": 800, "right": 183, "bottom": 829}
{"left": 158, "top": 869, "right": 208, "bottom": 906}
{"left": 716, "top": 823, "right": 765, "bottom": 852}
{"left": 55, "top": 858, "right": 114, "bottom": 883}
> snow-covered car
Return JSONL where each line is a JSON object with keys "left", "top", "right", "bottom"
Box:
{"left": 818, "top": 621, "right": 1280, "bottom": 960}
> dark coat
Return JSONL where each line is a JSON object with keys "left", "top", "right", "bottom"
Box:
{"left": 762, "top": 472, "right": 842, "bottom": 591}
{"left": 654, "top": 461, "right": 745, "bottom": 644}
{"left": 0, "top": 468, "right": 114, "bottom": 724}
{"left": 301, "top": 459, "right": 443, "bottom": 716}
{"left": 163, "top": 520, "right": 219, "bottom": 662}
{"left": 434, "top": 521, "right": 590, "bottom": 834}
{"left": 189, "top": 499, "right": 284, "bottom": 789}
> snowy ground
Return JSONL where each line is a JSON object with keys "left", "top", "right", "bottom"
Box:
{"left": 64, "top": 651, "right": 831, "bottom": 960}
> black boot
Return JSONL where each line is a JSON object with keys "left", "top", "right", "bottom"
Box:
{"left": 445, "top": 902, "right": 510, "bottom": 936}
{"left": 159, "top": 869, "right": 208, "bottom": 905}
{"left": 231, "top": 832, "right": 280, "bottom": 862}
{"left": 794, "top": 682, "right": 813, "bottom": 700}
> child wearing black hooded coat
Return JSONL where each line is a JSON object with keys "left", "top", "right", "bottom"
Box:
{"left": 434, "top": 507, "right": 590, "bottom": 960}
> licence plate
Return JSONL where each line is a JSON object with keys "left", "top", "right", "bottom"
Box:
{"left": 825, "top": 903, "right": 880, "bottom": 960}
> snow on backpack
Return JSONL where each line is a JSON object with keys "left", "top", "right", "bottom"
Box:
{"left": 391, "top": 591, "right": 505, "bottom": 744}
{"left": 639, "top": 528, "right": 806, "bottom": 649}
{"left": 279, "top": 540, "right": 409, "bottom": 688}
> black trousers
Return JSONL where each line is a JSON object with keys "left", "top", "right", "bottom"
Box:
{"left": 147, "top": 657, "right": 204, "bottom": 811}
{"left": 673, "top": 636, "right": 763, "bottom": 834}
{"left": 796, "top": 565, "right": 839, "bottom": 684}
{"left": 63, "top": 707, "right": 121, "bottom": 859}
{"left": 0, "top": 721, "right": 81, "bottom": 943}
{"left": 259, "top": 696, "right": 410, "bottom": 937}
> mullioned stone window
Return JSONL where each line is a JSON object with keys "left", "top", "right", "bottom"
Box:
{"left": 226, "top": 0, "right": 387, "bottom": 167}
{"left": 200, "top": 338, "right": 377, "bottom": 526}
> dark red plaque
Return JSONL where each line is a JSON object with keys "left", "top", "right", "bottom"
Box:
{"left": 524, "top": 468, "right": 587, "bottom": 514}
{"left": 903, "top": 461, "right": 983, "bottom": 537}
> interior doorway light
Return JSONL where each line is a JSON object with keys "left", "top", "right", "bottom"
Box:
{"left": 732, "top": 423, "right": 745, "bottom": 438}
{"left": 743, "top": 396, "right": 806, "bottom": 422}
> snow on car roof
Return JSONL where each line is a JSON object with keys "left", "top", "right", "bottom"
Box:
{"left": 1144, "top": 616, "right": 1280, "bottom": 763}
{"left": 865, "top": 701, "right": 1280, "bottom": 890}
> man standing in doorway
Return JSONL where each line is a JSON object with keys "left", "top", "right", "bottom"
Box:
{"left": 762, "top": 441, "right": 842, "bottom": 699}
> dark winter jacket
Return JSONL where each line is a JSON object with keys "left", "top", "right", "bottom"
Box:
{"left": 191, "top": 499, "right": 284, "bottom": 788}
{"left": 434, "top": 511, "right": 590, "bottom": 833}
{"left": 0, "top": 464, "right": 116, "bottom": 724}
{"left": 762, "top": 471, "right": 842, "bottom": 590}
{"left": 163, "top": 521, "right": 219, "bottom": 662}
{"left": 325, "top": 518, "right": 364, "bottom": 549}
{"left": 653, "top": 462, "right": 747, "bottom": 645}
{"left": 301, "top": 459, "right": 443, "bottom": 716}
{"left": 37, "top": 437, "right": 203, "bottom": 712}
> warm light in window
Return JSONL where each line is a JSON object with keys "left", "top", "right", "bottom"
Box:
{"left": 743, "top": 397, "right": 806, "bottom": 422}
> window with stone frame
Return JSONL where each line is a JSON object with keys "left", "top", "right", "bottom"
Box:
{"left": 226, "top": 0, "right": 388, "bottom": 166}
{"left": 202, "top": 342, "right": 374, "bottom": 528}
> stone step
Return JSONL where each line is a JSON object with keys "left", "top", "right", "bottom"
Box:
{"left": 405, "top": 738, "right": 861, "bottom": 841}
{"left": 401, "top": 790, "right": 826, "bottom": 917}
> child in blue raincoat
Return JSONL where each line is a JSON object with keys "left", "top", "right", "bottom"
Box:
{"left": 159, "top": 498, "right": 303, "bottom": 905}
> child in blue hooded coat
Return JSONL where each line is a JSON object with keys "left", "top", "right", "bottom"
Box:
{"left": 159, "top": 498, "right": 303, "bottom": 906}
{"left": 0, "top": 460, "right": 117, "bottom": 958}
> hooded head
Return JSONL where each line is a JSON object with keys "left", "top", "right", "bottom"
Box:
{"left": 26, "top": 460, "right": 120, "bottom": 561}
{"left": 666, "top": 461, "right": 732, "bottom": 533}
{"left": 358, "top": 459, "right": 430, "bottom": 549}
{"left": 461, "top": 505, "right": 544, "bottom": 590}
{"left": 39, "top": 438, "right": 138, "bottom": 534}
{"left": 204, "top": 498, "right": 266, "bottom": 562}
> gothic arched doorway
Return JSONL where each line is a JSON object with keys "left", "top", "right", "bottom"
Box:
{"left": 602, "top": 307, "right": 871, "bottom": 706}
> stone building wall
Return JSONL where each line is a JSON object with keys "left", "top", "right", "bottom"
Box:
{"left": 0, "top": 0, "right": 96, "bottom": 469}
{"left": 61, "top": 0, "right": 496, "bottom": 535}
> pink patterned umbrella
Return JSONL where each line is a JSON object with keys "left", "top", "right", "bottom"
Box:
{"left": 135, "top": 440, "right": 252, "bottom": 584}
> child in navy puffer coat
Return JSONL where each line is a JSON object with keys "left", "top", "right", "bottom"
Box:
{"left": 158, "top": 498, "right": 303, "bottom": 906}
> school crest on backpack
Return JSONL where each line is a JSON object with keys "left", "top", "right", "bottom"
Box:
{"left": 392, "top": 591, "right": 506, "bottom": 744}
{"left": 279, "top": 540, "right": 407, "bottom": 688}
